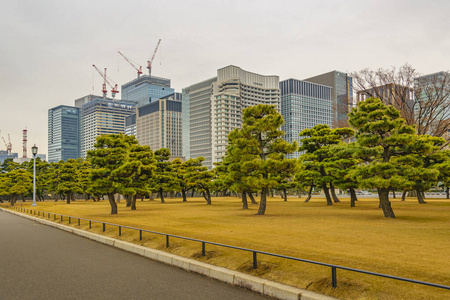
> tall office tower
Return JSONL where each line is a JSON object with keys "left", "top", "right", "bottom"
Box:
{"left": 48, "top": 105, "right": 81, "bottom": 163}
{"left": 304, "top": 71, "right": 353, "bottom": 128}
{"left": 414, "top": 71, "right": 450, "bottom": 140}
{"left": 121, "top": 75, "right": 174, "bottom": 107}
{"left": 136, "top": 93, "right": 182, "bottom": 157}
{"left": 182, "top": 77, "right": 217, "bottom": 167}
{"left": 124, "top": 114, "right": 137, "bottom": 136}
{"left": 280, "top": 79, "right": 332, "bottom": 158}
{"left": 80, "top": 97, "right": 136, "bottom": 158}
{"left": 183, "top": 65, "right": 280, "bottom": 168}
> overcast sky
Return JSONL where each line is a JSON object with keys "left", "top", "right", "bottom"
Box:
{"left": 0, "top": 0, "right": 449, "bottom": 156}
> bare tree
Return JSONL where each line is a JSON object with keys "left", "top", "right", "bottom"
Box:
{"left": 352, "top": 63, "right": 450, "bottom": 145}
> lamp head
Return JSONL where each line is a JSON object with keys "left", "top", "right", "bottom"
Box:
{"left": 32, "top": 144, "right": 38, "bottom": 156}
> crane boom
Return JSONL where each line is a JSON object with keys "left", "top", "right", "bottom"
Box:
{"left": 103, "top": 68, "right": 119, "bottom": 100}
{"left": 147, "top": 39, "right": 161, "bottom": 77}
{"left": 118, "top": 51, "right": 143, "bottom": 78}
{"left": 92, "top": 64, "right": 108, "bottom": 99}
{"left": 1, "top": 134, "right": 12, "bottom": 155}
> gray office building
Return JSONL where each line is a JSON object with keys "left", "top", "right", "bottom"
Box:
{"left": 48, "top": 105, "right": 81, "bottom": 163}
{"left": 182, "top": 78, "right": 217, "bottom": 167}
{"left": 304, "top": 71, "right": 353, "bottom": 128}
{"left": 280, "top": 79, "right": 332, "bottom": 158}
{"left": 80, "top": 97, "right": 136, "bottom": 158}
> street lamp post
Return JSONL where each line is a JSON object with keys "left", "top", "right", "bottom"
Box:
{"left": 31, "top": 144, "right": 38, "bottom": 207}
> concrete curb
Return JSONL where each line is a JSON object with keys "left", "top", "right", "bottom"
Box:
{"left": 1, "top": 207, "right": 337, "bottom": 300}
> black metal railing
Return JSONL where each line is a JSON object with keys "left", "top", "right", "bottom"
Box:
{"left": 10, "top": 206, "right": 450, "bottom": 291}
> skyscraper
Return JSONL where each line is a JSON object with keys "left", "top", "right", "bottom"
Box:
{"left": 182, "top": 65, "right": 280, "bottom": 168}
{"left": 182, "top": 77, "right": 217, "bottom": 167}
{"left": 136, "top": 92, "right": 182, "bottom": 157}
{"left": 121, "top": 75, "right": 174, "bottom": 107}
{"left": 280, "top": 79, "right": 332, "bottom": 158}
{"left": 80, "top": 97, "right": 136, "bottom": 158}
{"left": 48, "top": 105, "right": 81, "bottom": 163}
{"left": 414, "top": 71, "right": 450, "bottom": 139}
{"left": 304, "top": 71, "right": 353, "bottom": 128}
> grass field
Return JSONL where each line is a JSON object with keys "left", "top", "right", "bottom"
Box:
{"left": 3, "top": 196, "right": 450, "bottom": 299}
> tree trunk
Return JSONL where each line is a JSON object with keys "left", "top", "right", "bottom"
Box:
{"left": 417, "top": 189, "right": 427, "bottom": 204}
{"left": 242, "top": 191, "right": 248, "bottom": 209}
{"left": 256, "top": 187, "right": 268, "bottom": 215}
{"left": 66, "top": 193, "right": 71, "bottom": 204}
{"left": 131, "top": 195, "right": 137, "bottom": 210}
{"left": 392, "top": 189, "right": 396, "bottom": 198}
{"left": 322, "top": 183, "right": 333, "bottom": 206}
{"left": 349, "top": 188, "right": 357, "bottom": 207}
{"left": 107, "top": 194, "right": 118, "bottom": 214}
{"left": 304, "top": 185, "right": 314, "bottom": 203}
{"left": 401, "top": 190, "right": 407, "bottom": 201}
{"left": 282, "top": 188, "right": 287, "bottom": 202}
{"left": 446, "top": 187, "right": 449, "bottom": 199}
{"left": 378, "top": 188, "right": 395, "bottom": 218}
{"left": 125, "top": 195, "right": 132, "bottom": 207}
{"left": 330, "top": 183, "right": 340, "bottom": 203}
{"left": 191, "top": 189, "right": 195, "bottom": 197}
{"left": 270, "top": 189, "right": 274, "bottom": 197}
{"left": 248, "top": 192, "right": 258, "bottom": 204}
{"left": 181, "top": 189, "right": 187, "bottom": 202}
{"left": 159, "top": 188, "right": 165, "bottom": 203}
{"left": 202, "top": 189, "right": 212, "bottom": 204}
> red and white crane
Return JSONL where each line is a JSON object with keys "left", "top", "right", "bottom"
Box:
{"left": 92, "top": 65, "right": 119, "bottom": 100}
{"left": 1, "top": 132, "right": 12, "bottom": 155}
{"left": 118, "top": 51, "right": 143, "bottom": 78}
{"left": 147, "top": 39, "right": 161, "bottom": 77}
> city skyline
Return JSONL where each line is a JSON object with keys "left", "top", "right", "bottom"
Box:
{"left": 1, "top": 0, "right": 449, "bottom": 155}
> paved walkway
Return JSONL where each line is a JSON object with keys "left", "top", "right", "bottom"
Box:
{"left": 0, "top": 210, "right": 269, "bottom": 300}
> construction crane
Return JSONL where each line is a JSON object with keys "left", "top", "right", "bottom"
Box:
{"left": 1, "top": 131, "right": 12, "bottom": 155}
{"left": 92, "top": 65, "right": 119, "bottom": 100}
{"left": 118, "top": 51, "right": 143, "bottom": 78}
{"left": 147, "top": 39, "right": 161, "bottom": 77}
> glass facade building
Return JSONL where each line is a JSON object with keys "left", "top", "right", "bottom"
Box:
{"left": 280, "top": 79, "right": 332, "bottom": 158}
{"left": 182, "top": 78, "right": 217, "bottom": 168}
{"left": 304, "top": 71, "right": 353, "bottom": 128}
{"left": 121, "top": 75, "right": 174, "bottom": 107}
{"left": 48, "top": 105, "right": 81, "bottom": 163}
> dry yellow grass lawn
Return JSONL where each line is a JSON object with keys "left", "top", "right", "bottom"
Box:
{"left": 4, "top": 196, "right": 450, "bottom": 299}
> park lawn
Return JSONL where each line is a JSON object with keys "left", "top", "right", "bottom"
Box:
{"left": 4, "top": 196, "right": 450, "bottom": 300}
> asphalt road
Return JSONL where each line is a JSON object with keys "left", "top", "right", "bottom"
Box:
{"left": 0, "top": 210, "right": 269, "bottom": 300}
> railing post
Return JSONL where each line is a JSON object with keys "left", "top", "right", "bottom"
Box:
{"left": 139, "top": 230, "right": 142, "bottom": 241}
{"left": 202, "top": 242, "right": 205, "bottom": 256}
{"left": 54, "top": 214, "right": 56, "bottom": 220}
{"left": 61, "top": 216, "right": 63, "bottom": 222}
{"left": 89, "top": 221, "right": 91, "bottom": 229}
{"left": 119, "top": 226, "right": 121, "bottom": 236}
{"left": 69, "top": 217, "right": 71, "bottom": 224}
{"left": 103, "top": 223, "right": 105, "bottom": 232}
{"left": 166, "top": 235, "right": 169, "bottom": 248}
{"left": 78, "top": 218, "right": 80, "bottom": 226}
{"left": 332, "top": 267, "right": 337, "bottom": 289}
{"left": 253, "top": 252, "right": 257, "bottom": 269}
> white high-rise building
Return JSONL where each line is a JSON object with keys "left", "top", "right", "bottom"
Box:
{"left": 80, "top": 97, "right": 136, "bottom": 158}
{"left": 182, "top": 65, "right": 280, "bottom": 168}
